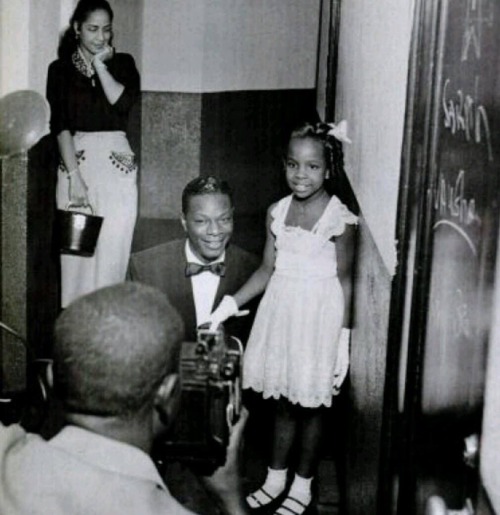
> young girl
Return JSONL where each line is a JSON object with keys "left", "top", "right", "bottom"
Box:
{"left": 209, "top": 121, "right": 358, "bottom": 514}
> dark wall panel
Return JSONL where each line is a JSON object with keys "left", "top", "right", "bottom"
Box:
{"left": 200, "top": 89, "right": 318, "bottom": 216}
{"left": 140, "top": 92, "right": 202, "bottom": 218}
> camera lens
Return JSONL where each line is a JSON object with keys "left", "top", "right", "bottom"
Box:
{"left": 195, "top": 343, "right": 207, "bottom": 355}
{"left": 222, "top": 361, "right": 235, "bottom": 379}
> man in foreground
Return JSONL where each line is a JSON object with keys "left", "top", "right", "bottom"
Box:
{"left": 0, "top": 282, "right": 248, "bottom": 514}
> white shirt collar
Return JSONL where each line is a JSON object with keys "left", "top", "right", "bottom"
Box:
{"left": 184, "top": 240, "right": 225, "bottom": 326}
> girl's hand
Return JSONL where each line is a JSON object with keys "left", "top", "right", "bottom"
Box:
{"left": 93, "top": 45, "right": 114, "bottom": 65}
{"left": 68, "top": 170, "right": 89, "bottom": 207}
{"left": 208, "top": 296, "right": 250, "bottom": 332}
{"left": 333, "top": 328, "right": 350, "bottom": 392}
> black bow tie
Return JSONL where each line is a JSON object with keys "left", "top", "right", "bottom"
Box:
{"left": 185, "top": 262, "right": 226, "bottom": 277}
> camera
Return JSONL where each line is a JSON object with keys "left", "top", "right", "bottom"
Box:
{"left": 154, "top": 325, "right": 243, "bottom": 474}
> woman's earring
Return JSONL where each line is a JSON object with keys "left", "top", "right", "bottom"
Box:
{"left": 75, "top": 32, "right": 80, "bottom": 40}
{"left": 325, "top": 170, "right": 331, "bottom": 179}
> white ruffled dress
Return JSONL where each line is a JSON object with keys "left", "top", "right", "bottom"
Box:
{"left": 242, "top": 194, "right": 358, "bottom": 407}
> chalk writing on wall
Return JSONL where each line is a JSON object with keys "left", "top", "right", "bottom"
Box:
{"left": 422, "top": 0, "right": 499, "bottom": 415}
{"left": 442, "top": 77, "right": 493, "bottom": 161}
{"left": 461, "top": 0, "right": 494, "bottom": 62}
{"left": 432, "top": 169, "right": 481, "bottom": 256}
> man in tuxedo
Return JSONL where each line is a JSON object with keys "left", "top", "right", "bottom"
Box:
{"left": 129, "top": 176, "right": 259, "bottom": 342}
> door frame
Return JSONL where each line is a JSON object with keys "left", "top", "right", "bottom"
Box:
{"left": 377, "top": 0, "right": 455, "bottom": 512}
{"left": 378, "top": 0, "right": 500, "bottom": 512}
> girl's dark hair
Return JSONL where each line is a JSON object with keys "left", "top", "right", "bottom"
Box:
{"left": 58, "top": 0, "right": 114, "bottom": 60}
{"left": 287, "top": 121, "right": 359, "bottom": 214}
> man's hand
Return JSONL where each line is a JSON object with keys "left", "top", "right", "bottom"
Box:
{"left": 201, "top": 408, "right": 250, "bottom": 515}
{"left": 333, "top": 328, "right": 350, "bottom": 393}
{"left": 207, "top": 296, "right": 249, "bottom": 332}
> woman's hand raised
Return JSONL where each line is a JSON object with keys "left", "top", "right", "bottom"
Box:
{"left": 93, "top": 45, "right": 114, "bottom": 65}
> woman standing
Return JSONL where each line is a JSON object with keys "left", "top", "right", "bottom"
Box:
{"left": 47, "top": 0, "right": 140, "bottom": 307}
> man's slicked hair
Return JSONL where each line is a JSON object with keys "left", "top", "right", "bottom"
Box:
{"left": 181, "top": 175, "right": 234, "bottom": 214}
{"left": 53, "top": 282, "right": 184, "bottom": 418}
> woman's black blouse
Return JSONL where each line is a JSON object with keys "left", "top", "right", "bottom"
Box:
{"left": 46, "top": 53, "right": 140, "bottom": 135}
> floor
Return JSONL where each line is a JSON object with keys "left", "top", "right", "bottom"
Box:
{"left": 163, "top": 394, "right": 343, "bottom": 515}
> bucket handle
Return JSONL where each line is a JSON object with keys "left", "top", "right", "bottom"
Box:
{"left": 65, "top": 202, "right": 95, "bottom": 215}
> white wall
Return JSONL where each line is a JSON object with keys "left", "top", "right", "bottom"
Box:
{"left": 0, "top": 0, "right": 74, "bottom": 97}
{"left": 335, "top": 0, "right": 415, "bottom": 274}
{"left": 481, "top": 226, "right": 500, "bottom": 512}
{"left": 0, "top": 0, "right": 32, "bottom": 95}
{"left": 142, "top": 0, "right": 321, "bottom": 92}
{"left": 108, "top": 0, "right": 143, "bottom": 71}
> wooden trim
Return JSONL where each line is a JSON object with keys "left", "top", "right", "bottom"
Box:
{"left": 325, "top": 0, "right": 342, "bottom": 121}
{"left": 377, "top": 0, "right": 446, "bottom": 512}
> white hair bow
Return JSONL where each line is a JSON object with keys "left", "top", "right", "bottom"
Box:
{"left": 327, "top": 120, "right": 352, "bottom": 144}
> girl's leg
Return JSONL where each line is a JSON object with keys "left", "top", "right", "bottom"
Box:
{"left": 270, "top": 398, "right": 298, "bottom": 469}
{"left": 246, "top": 398, "right": 297, "bottom": 508}
{"left": 296, "top": 406, "right": 324, "bottom": 478}
{"left": 275, "top": 407, "right": 324, "bottom": 515}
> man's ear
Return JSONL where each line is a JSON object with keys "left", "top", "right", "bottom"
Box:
{"left": 45, "top": 360, "right": 54, "bottom": 389}
{"left": 154, "top": 373, "right": 180, "bottom": 429}
{"left": 180, "top": 212, "right": 187, "bottom": 232}
{"left": 35, "top": 358, "right": 53, "bottom": 390}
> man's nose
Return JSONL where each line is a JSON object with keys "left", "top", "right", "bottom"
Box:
{"left": 207, "top": 220, "right": 221, "bottom": 234}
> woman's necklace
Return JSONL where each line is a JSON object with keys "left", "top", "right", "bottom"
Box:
{"left": 73, "top": 47, "right": 96, "bottom": 87}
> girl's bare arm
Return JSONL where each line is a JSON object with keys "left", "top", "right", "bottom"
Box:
{"left": 336, "top": 223, "right": 357, "bottom": 328}
{"left": 233, "top": 204, "right": 277, "bottom": 308}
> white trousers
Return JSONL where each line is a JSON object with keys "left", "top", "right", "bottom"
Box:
{"left": 56, "top": 131, "right": 138, "bottom": 307}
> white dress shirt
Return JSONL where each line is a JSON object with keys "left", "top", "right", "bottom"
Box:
{"left": 185, "top": 241, "right": 225, "bottom": 326}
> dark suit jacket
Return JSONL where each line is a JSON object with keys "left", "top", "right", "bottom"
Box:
{"left": 129, "top": 239, "right": 259, "bottom": 342}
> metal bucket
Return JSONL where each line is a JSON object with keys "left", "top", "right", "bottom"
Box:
{"left": 56, "top": 204, "right": 103, "bottom": 257}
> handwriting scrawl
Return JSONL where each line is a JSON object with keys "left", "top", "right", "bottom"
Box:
{"left": 461, "top": 0, "right": 494, "bottom": 61}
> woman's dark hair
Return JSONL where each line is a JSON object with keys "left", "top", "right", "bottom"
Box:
{"left": 58, "top": 0, "right": 114, "bottom": 60}
{"left": 287, "top": 122, "right": 359, "bottom": 214}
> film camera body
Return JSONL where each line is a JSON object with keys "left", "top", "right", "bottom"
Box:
{"left": 155, "top": 325, "right": 243, "bottom": 474}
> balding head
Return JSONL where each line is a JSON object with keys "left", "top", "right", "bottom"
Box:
{"left": 53, "top": 282, "right": 184, "bottom": 418}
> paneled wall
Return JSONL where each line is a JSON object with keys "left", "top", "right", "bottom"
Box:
{"left": 139, "top": 93, "right": 202, "bottom": 218}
